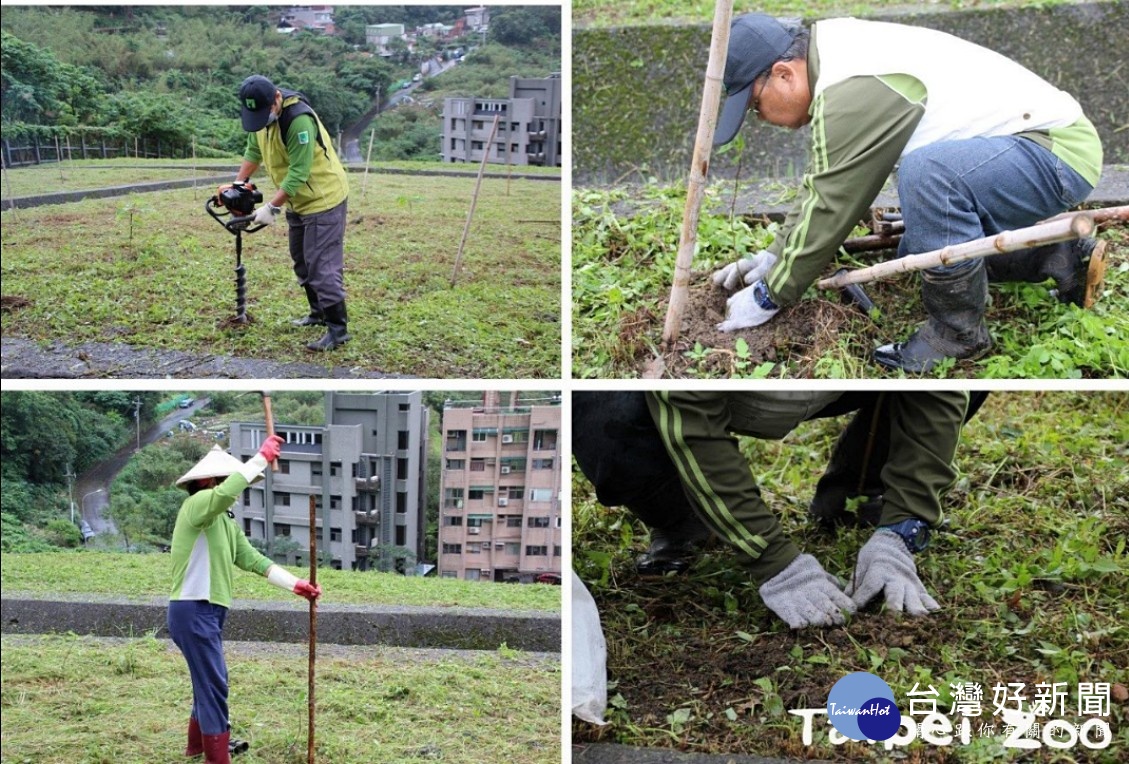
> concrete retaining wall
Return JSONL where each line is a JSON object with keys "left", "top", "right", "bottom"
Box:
{"left": 1, "top": 595, "right": 561, "bottom": 653}
{"left": 574, "top": 2, "right": 1129, "bottom": 184}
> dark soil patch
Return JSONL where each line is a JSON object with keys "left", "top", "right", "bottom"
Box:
{"left": 1, "top": 296, "right": 31, "bottom": 313}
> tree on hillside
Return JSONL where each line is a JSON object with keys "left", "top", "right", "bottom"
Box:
{"left": 0, "top": 31, "right": 104, "bottom": 125}
{"left": 489, "top": 7, "right": 561, "bottom": 47}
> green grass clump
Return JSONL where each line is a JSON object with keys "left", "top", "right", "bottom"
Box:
{"left": 1, "top": 552, "right": 561, "bottom": 611}
{"left": 573, "top": 391, "right": 1129, "bottom": 760}
{"left": 0, "top": 161, "right": 561, "bottom": 378}
{"left": 2, "top": 634, "right": 560, "bottom": 763}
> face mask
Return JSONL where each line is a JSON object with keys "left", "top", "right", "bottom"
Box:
{"left": 266, "top": 110, "right": 279, "bottom": 125}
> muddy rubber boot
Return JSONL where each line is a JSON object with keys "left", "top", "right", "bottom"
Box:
{"left": 636, "top": 513, "right": 713, "bottom": 578}
{"left": 809, "top": 405, "right": 887, "bottom": 529}
{"left": 202, "top": 732, "right": 231, "bottom": 764}
{"left": 985, "top": 237, "right": 1107, "bottom": 308}
{"left": 874, "top": 262, "right": 992, "bottom": 373}
{"left": 291, "top": 285, "right": 326, "bottom": 327}
{"left": 185, "top": 717, "right": 204, "bottom": 757}
{"left": 306, "top": 301, "right": 350, "bottom": 351}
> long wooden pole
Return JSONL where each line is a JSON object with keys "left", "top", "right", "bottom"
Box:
{"left": 362, "top": 128, "right": 376, "bottom": 199}
{"left": 308, "top": 494, "right": 318, "bottom": 764}
{"left": 451, "top": 114, "right": 500, "bottom": 286}
{"left": 817, "top": 214, "right": 1096, "bottom": 290}
{"left": 659, "top": 0, "right": 734, "bottom": 349}
{"left": 261, "top": 392, "right": 279, "bottom": 472}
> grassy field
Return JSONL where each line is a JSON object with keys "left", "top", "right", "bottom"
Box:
{"left": 1, "top": 552, "right": 561, "bottom": 611}
{"left": 0, "top": 160, "right": 562, "bottom": 378}
{"left": 573, "top": 0, "right": 1078, "bottom": 27}
{"left": 2, "top": 634, "right": 561, "bottom": 764}
{"left": 572, "top": 181, "right": 1129, "bottom": 379}
{"left": 572, "top": 392, "right": 1129, "bottom": 761}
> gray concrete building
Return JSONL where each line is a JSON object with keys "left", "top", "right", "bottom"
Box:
{"left": 229, "top": 391, "right": 429, "bottom": 573}
{"left": 441, "top": 75, "right": 562, "bottom": 167}
{"left": 438, "top": 392, "right": 562, "bottom": 583}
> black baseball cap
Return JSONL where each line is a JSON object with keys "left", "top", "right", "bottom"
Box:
{"left": 715, "top": 14, "right": 796, "bottom": 146}
{"left": 239, "top": 75, "right": 279, "bottom": 132}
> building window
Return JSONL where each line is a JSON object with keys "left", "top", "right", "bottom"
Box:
{"left": 396, "top": 458, "right": 408, "bottom": 480}
{"left": 506, "top": 516, "right": 522, "bottom": 528}
{"left": 444, "top": 488, "right": 465, "bottom": 508}
{"left": 533, "top": 429, "right": 557, "bottom": 450}
{"left": 445, "top": 516, "right": 464, "bottom": 526}
{"left": 330, "top": 496, "right": 341, "bottom": 510}
{"left": 330, "top": 461, "right": 342, "bottom": 477}
{"left": 395, "top": 526, "right": 406, "bottom": 546}
{"left": 529, "top": 488, "right": 553, "bottom": 502}
{"left": 446, "top": 430, "right": 467, "bottom": 451}
{"left": 275, "top": 492, "right": 291, "bottom": 507}
{"left": 442, "top": 543, "right": 462, "bottom": 554}
{"left": 275, "top": 523, "right": 291, "bottom": 537}
{"left": 311, "top": 463, "right": 323, "bottom": 478}
{"left": 532, "top": 458, "right": 554, "bottom": 470}
{"left": 505, "top": 542, "right": 520, "bottom": 555}
{"left": 554, "top": 545, "right": 562, "bottom": 557}
{"left": 472, "top": 430, "right": 488, "bottom": 442}
{"left": 506, "top": 486, "right": 525, "bottom": 500}
{"left": 527, "top": 516, "right": 550, "bottom": 528}
{"left": 525, "top": 545, "right": 548, "bottom": 556}
{"left": 243, "top": 518, "right": 252, "bottom": 535}
{"left": 442, "top": 570, "right": 458, "bottom": 579}
{"left": 399, "top": 403, "right": 411, "bottom": 412}
{"left": 278, "top": 460, "right": 291, "bottom": 474}
{"left": 467, "top": 516, "right": 487, "bottom": 528}
{"left": 330, "top": 529, "right": 342, "bottom": 542}
{"left": 467, "top": 543, "right": 481, "bottom": 554}
{"left": 446, "top": 459, "right": 465, "bottom": 470}
{"left": 470, "top": 459, "right": 486, "bottom": 472}
{"left": 398, "top": 430, "right": 409, "bottom": 449}
{"left": 464, "top": 569, "right": 480, "bottom": 581}
{"left": 469, "top": 488, "right": 492, "bottom": 501}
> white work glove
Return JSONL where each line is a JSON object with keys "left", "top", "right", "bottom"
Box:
{"left": 712, "top": 250, "right": 777, "bottom": 293}
{"left": 717, "top": 280, "right": 780, "bottom": 332}
{"left": 846, "top": 531, "right": 940, "bottom": 615}
{"left": 252, "top": 202, "right": 279, "bottom": 226}
{"left": 758, "top": 554, "right": 856, "bottom": 629}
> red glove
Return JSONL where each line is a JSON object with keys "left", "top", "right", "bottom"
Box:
{"left": 258, "top": 434, "right": 284, "bottom": 463}
{"left": 294, "top": 580, "right": 322, "bottom": 602}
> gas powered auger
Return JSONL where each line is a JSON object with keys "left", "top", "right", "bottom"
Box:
{"left": 206, "top": 182, "right": 268, "bottom": 326}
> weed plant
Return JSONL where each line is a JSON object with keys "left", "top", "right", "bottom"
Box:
{"left": 572, "top": 392, "right": 1128, "bottom": 761}
{"left": 572, "top": 180, "right": 1128, "bottom": 379}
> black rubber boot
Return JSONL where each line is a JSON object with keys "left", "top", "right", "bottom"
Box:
{"left": 874, "top": 262, "right": 992, "bottom": 373}
{"left": 306, "top": 301, "right": 350, "bottom": 351}
{"left": 809, "top": 403, "right": 888, "bottom": 529}
{"left": 291, "top": 285, "right": 326, "bottom": 327}
{"left": 229, "top": 738, "right": 249, "bottom": 756}
{"left": 985, "top": 237, "right": 1107, "bottom": 308}
{"left": 636, "top": 512, "right": 713, "bottom": 578}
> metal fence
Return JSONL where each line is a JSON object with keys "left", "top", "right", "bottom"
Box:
{"left": 2, "top": 135, "right": 191, "bottom": 168}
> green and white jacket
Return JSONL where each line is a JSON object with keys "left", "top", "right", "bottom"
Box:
{"left": 169, "top": 457, "right": 273, "bottom": 608}
{"left": 764, "top": 18, "right": 1103, "bottom": 306}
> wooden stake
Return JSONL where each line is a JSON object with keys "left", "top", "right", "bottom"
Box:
{"left": 817, "top": 214, "right": 1096, "bottom": 290}
{"left": 451, "top": 114, "right": 500, "bottom": 286}
{"left": 658, "top": 0, "right": 735, "bottom": 352}
{"left": 2, "top": 154, "right": 16, "bottom": 217}
{"left": 261, "top": 392, "right": 279, "bottom": 472}
{"left": 362, "top": 129, "right": 376, "bottom": 199}
{"left": 308, "top": 494, "right": 317, "bottom": 764}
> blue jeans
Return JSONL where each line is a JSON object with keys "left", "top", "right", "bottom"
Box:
{"left": 168, "top": 600, "right": 229, "bottom": 736}
{"left": 897, "top": 136, "right": 1094, "bottom": 274}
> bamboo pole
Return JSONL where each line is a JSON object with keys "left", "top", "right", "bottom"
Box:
{"left": 308, "top": 494, "right": 318, "bottom": 764}
{"left": 817, "top": 214, "right": 1095, "bottom": 290}
{"left": 362, "top": 129, "right": 376, "bottom": 199}
{"left": 450, "top": 114, "right": 500, "bottom": 286}
{"left": 192, "top": 137, "right": 198, "bottom": 201}
{"left": 659, "top": 0, "right": 735, "bottom": 351}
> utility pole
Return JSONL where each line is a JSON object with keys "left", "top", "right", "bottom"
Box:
{"left": 65, "top": 463, "right": 76, "bottom": 525}
{"left": 133, "top": 397, "right": 142, "bottom": 451}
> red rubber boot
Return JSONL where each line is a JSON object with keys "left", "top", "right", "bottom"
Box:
{"left": 186, "top": 717, "right": 204, "bottom": 757}
{"left": 202, "top": 731, "right": 231, "bottom": 764}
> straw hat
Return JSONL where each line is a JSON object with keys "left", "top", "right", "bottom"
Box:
{"left": 176, "top": 445, "right": 262, "bottom": 488}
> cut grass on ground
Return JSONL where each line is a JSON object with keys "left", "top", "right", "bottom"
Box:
{"left": 572, "top": 392, "right": 1129, "bottom": 762}
{"left": 1, "top": 161, "right": 562, "bottom": 378}
{"left": 572, "top": 180, "right": 1129, "bottom": 379}
{"left": 1, "top": 552, "right": 561, "bottom": 611}
{"left": 2, "top": 634, "right": 560, "bottom": 764}
{"left": 573, "top": 0, "right": 1082, "bottom": 28}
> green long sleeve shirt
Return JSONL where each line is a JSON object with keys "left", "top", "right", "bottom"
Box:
{"left": 645, "top": 391, "right": 967, "bottom": 583}
{"left": 169, "top": 469, "right": 273, "bottom": 608}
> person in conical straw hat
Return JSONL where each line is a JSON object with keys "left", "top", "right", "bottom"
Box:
{"left": 168, "top": 436, "right": 321, "bottom": 764}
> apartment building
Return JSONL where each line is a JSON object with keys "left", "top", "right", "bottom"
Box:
{"left": 438, "top": 392, "right": 562, "bottom": 582}
{"left": 279, "top": 6, "right": 336, "bottom": 35}
{"left": 441, "top": 75, "right": 562, "bottom": 167}
{"left": 229, "top": 392, "right": 428, "bottom": 573}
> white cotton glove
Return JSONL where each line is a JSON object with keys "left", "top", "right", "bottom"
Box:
{"left": 846, "top": 531, "right": 940, "bottom": 615}
{"left": 717, "top": 280, "right": 780, "bottom": 332}
{"left": 712, "top": 250, "right": 777, "bottom": 292}
{"left": 237, "top": 454, "right": 270, "bottom": 483}
{"left": 252, "top": 202, "right": 279, "bottom": 226}
{"left": 758, "top": 554, "right": 856, "bottom": 629}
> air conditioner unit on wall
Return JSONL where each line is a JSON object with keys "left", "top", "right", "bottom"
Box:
{"left": 501, "top": 434, "right": 514, "bottom": 444}
{"left": 500, "top": 466, "right": 511, "bottom": 474}
{"left": 468, "top": 527, "right": 480, "bottom": 535}
{"left": 497, "top": 497, "right": 509, "bottom": 507}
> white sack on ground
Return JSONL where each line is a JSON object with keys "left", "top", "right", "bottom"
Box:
{"left": 571, "top": 569, "right": 608, "bottom": 724}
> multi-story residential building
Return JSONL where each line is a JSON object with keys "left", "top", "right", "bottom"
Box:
{"left": 279, "top": 6, "right": 336, "bottom": 35}
{"left": 229, "top": 392, "right": 428, "bottom": 573}
{"left": 438, "top": 392, "right": 562, "bottom": 582}
{"left": 366, "top": 23, "right": 406, "bottom": 56}
{"left": 441, "top": 75, "right": 562, "bottom": 167}
{"left": 464, "top": 6, "right": 490, "bottom": 32}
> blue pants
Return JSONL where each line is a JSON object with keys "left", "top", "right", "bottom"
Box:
{"left": 168, "top": 600, "right": 229, "bottom": 736}
{"left": 896, "top": 135, "right": 1094, "bottom": 274}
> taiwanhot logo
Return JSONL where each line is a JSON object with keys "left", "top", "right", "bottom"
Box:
{"left": 826, "top": 672, "right": 901, "bottom": 741}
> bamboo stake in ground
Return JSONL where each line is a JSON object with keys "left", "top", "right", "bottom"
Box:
{"left": 308, "top": 495, "right": 318, "bottom": 764}
{"left": 362, "top": 128, "right": 376, "bottom": 199}
{"left": 451, "top": 114, "right": 501, "bottom": 286}
{"left": 658, "top": 0, "right": 734, "bottom": 354}
{"left": 817, "top": 214, "right": 1095, "bottom": 290}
